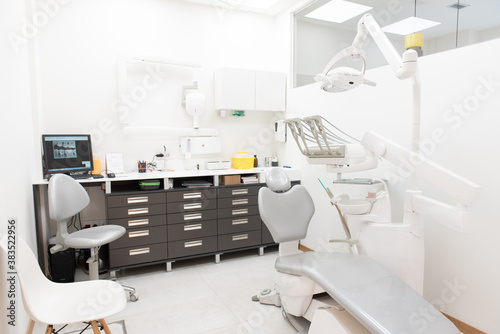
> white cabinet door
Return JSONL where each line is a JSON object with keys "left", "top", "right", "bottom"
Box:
{"left": 214, "top": 68, "right": 255, "bottom": 111}
{"left": 255, "top": 71, "right": 286, "bottom": 111}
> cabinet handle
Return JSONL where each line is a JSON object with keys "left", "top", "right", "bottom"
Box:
{"left": 232, "top": 209, "right": 248, "bottom": 215}
{"left": 184, "top": 213, "right": 202, "bottom": 221}
{"left": 129, "top": 230, "right": 149, "bottom": 238}
{"left": 232, "top": 234, "right": 249, "bottom": 241}
{"left": 128, "top": 207, "right": 149, "bottom": 215}
{"left": 183, "top": 192, "right": 202, "bottom": 199}
{"left": 232, "top": 199, "right": 248, "bottom": 206}
{"left": 232, "top": 189, "right": 248, "bottom": 195}
{"left": 183, "top": 203, "right": 202, "bottom": 210}
{"left": 184, "top": 224, "right": 202, "bottom": 231}
{"left": 232, "top": 218, "right": 248, "bottom": 225}
{"left": 184, "top": 240, "right": 203, "bottom": 248}
{"left": 127, "top": 196, "right": 149, "bottom": 204}
{"left": 128, "top": 218, "right": 149, "bottom": 227}
{"left": 129, "top": 247, "right": 150, "bottom": 256}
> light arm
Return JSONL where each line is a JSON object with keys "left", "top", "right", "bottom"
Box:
{"left": 353, "top": 14, "right": 418, "bottom": 80}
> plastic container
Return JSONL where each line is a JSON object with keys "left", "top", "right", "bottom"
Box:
{"left": 232, "top": 152, "right": 254, "bottom": 169}
{"left": 138, "top": 180, "right": 161, "bottom": 190}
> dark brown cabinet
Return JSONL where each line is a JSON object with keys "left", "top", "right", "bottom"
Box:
{"left": 106, "top": 179, "right": 278, "bottom": 272}
{"left": 107, "top": 191, "right": 168, "bottom": 268}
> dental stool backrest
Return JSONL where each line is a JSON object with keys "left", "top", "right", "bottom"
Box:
{"left": 258, "top": 168, "right": 315, "bottom": 243}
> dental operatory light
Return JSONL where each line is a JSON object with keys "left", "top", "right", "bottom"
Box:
{"left": 314, "top": 13, "right": 418, "bottom": 93}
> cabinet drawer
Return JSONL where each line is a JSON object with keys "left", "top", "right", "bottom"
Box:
{"left": 218, "top": 206, "right": 260, "bottom": 219}
{"left": 167, "top": 209, "right": 217, "bottom": 225}
{"left": 218, "top": 215, "right": 261, "bottom": 234}
{"left": 108, "top": 215, "right": 166, "bottom": 230}
{"left": 218, "top": 230, "right": 261, "bottom": 251}
{"left": 110, "top": 243, "right": 167, "bottom": 268}
{"left": 108, "top": 203, "right": 166, "bottom": 220}
{"left": 167, "top": 220, "right": 217, "bottom": 242}
{"left": 107, "top": 192, "right": 165, "bottom": 208}
{"left": 262, "top": 222, "right": 275, "bottom": 244}
{"left": 218, "top": 196, "right": 258, "bottom": 209}
{"left": 167, "top": 199, "right": 216, "bottom": 214}
{"left": 110, "top": 225, "right": 167, "bottom": 250}
{"left": 167, "top": 189, "right": 217, "bottom": 203}
{"left": 168, "top": 236, "right": 217, "bottom": 259}
{"left": 218, "top": 186, "right": 260, "bottom": 198}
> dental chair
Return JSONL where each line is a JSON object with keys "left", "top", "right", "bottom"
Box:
{"left": 258, "top": 168, "right": 460, "bottom": 334}
{"left": 48, "top": 173, "right": 137, "bottom": 301}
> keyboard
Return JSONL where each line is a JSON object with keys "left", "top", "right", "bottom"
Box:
{"left": 70, "top": 173, "right": 94, "bottom": 180}
{"left": 70, "top": 174, "right": 104, "bottom": 180}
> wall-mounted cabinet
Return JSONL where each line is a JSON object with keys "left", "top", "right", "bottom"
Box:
{"left": 214, "top": 67, "right": 286, "bottom": 113}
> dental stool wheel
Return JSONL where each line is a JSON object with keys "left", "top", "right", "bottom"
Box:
{"left": 129, "top": 292, "right": 138, "bottom": 302}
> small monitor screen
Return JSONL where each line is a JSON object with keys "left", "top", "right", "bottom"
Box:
{"left": 42, "top": 134, "right": 94, "bottom": 176}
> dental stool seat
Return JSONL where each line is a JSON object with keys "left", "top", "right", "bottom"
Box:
{"left": 63, "top": 225, "right": 126, "bottom": 249}
{"left": 276, "top": 251, "right": 460, "bottom": 334}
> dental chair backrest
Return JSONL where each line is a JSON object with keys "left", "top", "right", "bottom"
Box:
{"left": 258, "top": 168, "right": 315, "bottom": 243}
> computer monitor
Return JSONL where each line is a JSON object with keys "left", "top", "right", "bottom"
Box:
{"left": 42, "top": 134, "right": 94, "bottom": 177}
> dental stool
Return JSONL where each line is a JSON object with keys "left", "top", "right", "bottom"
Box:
{"left": 258, "top": 168, "right": 460, "bottom": 334}
{"left": 48, "top": 173, "right": 137, "bottom": 301}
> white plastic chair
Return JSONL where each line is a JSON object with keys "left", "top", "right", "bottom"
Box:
{"left": 0, "top": 236, "right": 126, "bottom": 334}
{"left": 48, "top": 173, "right": 137, "bottom": 301}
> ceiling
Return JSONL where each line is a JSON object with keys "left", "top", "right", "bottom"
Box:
{"left": 296, "top": 0, "right": 500, "bottom": 40}
{"left": 180, "top": 0, "right": 301, "bottom": 16}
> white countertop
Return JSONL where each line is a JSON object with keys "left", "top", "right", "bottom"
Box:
{"left": 33, "top": 167, "right": 301, "bottom": 185}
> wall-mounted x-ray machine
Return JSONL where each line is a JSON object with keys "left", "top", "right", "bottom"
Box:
{"left": 118, "top": 54, "right": 218, "bottom": 137}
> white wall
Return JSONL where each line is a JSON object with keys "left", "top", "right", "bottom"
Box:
{"left": 285, "top": 38, "right": 500, "bottom": 333}
{"left": 0, "top": 0, "right": 41, "bottom": 332}
{"left": 36, "top": 0, "right": 287, "bottom": 174}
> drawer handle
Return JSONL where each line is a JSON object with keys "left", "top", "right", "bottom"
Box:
{"left": 129, "top": 247, "right": 150, "bottom": 256}
{"left": 232, "top": 189, "right": 248, "bottom": 195}
{"left": 232, "top": 199, "right": 248, "bottom": 206}
{"left": 129, "top": 230, "right": 150, "bottom": 238}
{"left": 127, "top": 196, "right": 149, "bottom": 204}
{"left": 232, "top": 209, "right": 248, "bottom": 215}
{"left": 184, "top": 203, "right": 202, "bottom": 210}
{"left": 128, "top": 208, "right": 149, "bottom": 215}
{"left": 232, "top": 218, "right": 248, "bottom": 225}
{"left": 183, "top": 192, "right": 202, "bottom": 199}
{"left": 184, "top": 213, "right": 202, "bottom": 221}
{"left": 184, "top": 240, "right": 203, "bottom": 248}
{"left": 184, "top": 224, "right": 202, "bottom": 231}
{"left": 128, "top": 218, "right": 149, "bottom": 227}
{"left": 232, "top": 234, "right": 249, "bottom": 241}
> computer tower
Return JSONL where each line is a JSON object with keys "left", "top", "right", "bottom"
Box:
{"left": 48, "top": 247, "right": 75, "bottom": 283}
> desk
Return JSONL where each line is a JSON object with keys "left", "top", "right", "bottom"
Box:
{"left": 33, "top": 168, "right": 301, "bottom": 275}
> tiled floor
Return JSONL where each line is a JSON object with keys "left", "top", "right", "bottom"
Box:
{"left": 33, "top": 246, "right": 298, "bottom": 333}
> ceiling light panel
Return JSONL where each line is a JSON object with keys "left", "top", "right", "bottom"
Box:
{"left": 305, "top": 0, "right": 372, "bottom": 24}
{"left": 382, "top": 17, "right": 441, "bottom": 36}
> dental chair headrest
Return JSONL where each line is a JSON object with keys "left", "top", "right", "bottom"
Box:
{"left": 266, "top": 168, "right": 291, "bottom": 192}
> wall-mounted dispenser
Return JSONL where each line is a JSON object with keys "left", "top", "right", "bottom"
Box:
{"left": 180, "top": 136, "right": 222, "bottom": 159}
